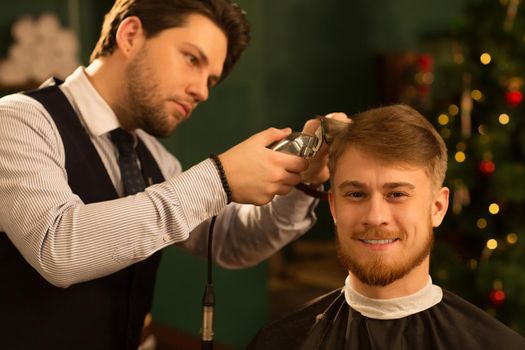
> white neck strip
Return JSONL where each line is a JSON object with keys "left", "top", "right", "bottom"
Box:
{"left": 343, "top": 275, "right": 443, "bottom": 320}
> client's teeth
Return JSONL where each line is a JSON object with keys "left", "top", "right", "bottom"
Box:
{"left": 363, "top": 239, "right": 395, "bottom": 244}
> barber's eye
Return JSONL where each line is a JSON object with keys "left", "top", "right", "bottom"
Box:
{"left": 186, "top": 54, "right": 198, "bottom": 65}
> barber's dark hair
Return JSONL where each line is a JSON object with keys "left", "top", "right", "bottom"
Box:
{"left": 328, "top": 104, "right": 448, "bottom": 189}
{"left": 90, "top": 0, "right": 250, "bottom": 80}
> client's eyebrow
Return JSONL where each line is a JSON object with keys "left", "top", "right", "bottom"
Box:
{"left": 338, "top": 180, "right": 366, "bottom": 191}
{"left": 337, "top": 180, "right": 416, "bottom": 191}
{"left": 383, "top": 182, "right": 416, "bottom": 190}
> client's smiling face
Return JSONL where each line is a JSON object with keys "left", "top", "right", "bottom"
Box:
{"left": 329, "top": 147, "right": 447, "bottom": 286}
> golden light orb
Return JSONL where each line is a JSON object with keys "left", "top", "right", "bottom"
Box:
{"left": 478, "top": 124, "right": 487, "bottom": 135}
{"left": 506, "top": 233, "right": 518, "bottom": 244}
{"left": 471, "top": 89, "right": 483, "bottom": 101}
{"left": 438, "top": 114, "right": 449, "bottom": 125}
{"left": 498, "top": 113, "right": 510, "bottom": 125}
{"left": 448, "top": 104, "right": 459, "bottom": 116}
{"left": 488, "top": 203, "right": 500, "bottom": 215}
{"left": 477, "top": 218, "right": 488, "bottom": 229}
{"left": 455, "top": 151, "right": 466, "bottom": 163}
{"left": 486, "top": 239, "right": 498, "bottom": 250}
{"left": 480, "top": 53, "right": 492, "bottom": 65}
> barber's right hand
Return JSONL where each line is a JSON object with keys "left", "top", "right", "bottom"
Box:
{"left": 218, "top": 128, "right": 309, "bottom": 205}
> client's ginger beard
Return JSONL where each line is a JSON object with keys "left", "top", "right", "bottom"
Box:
{"left": 336, "top": 220, "right": 434, "bottom": 287}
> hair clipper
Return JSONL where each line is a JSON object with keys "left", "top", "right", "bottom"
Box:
{"left": 269, "top": 126, "right": 323, "bottom": 158}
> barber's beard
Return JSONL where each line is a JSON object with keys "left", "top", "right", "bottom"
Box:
{"left": 336, "top": 222, "right": 433, "bottom": 287}
{"left": 123, "top": 49, "right": 174, "bottom": 138}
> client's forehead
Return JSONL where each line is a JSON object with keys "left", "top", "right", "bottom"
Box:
{"left": 333, "top": 147, "right": 431, "bottom": 186}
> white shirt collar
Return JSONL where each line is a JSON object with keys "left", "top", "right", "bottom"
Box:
{"left": 343, "top": 275, "right": 443, "bottom": 320}
{"left": 60, "top": 66, "right": 120, "bottom": 137}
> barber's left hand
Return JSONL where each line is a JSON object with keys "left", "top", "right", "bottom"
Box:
{"left": 300, "top": 112, "right": 350, "bottom": 185}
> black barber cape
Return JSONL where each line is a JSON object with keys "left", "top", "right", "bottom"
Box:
{"left": 248, "top": 277, "right": 525, "bottom": 350}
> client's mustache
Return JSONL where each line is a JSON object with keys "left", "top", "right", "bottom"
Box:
{"left": 351, "top": 227, "right": 407, "bottom": 241}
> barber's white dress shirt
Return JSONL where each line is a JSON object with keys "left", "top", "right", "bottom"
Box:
{"left": 0, "top": 67, "right": 318, "bottom": 287}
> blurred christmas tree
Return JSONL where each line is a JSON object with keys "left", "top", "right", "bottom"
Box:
{"left": 420, "top": 0, "right": 525, "bottom": 336}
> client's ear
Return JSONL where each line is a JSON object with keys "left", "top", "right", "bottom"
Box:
{"left": 431, "top": 187, "right": 449, "bottom": 227}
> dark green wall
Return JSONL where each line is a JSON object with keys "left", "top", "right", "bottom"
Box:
{"left": 0, "top": 1, "right": 469, "bottom": 349}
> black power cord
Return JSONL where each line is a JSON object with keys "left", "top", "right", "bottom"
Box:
{"left": 201, "top": 215, "right": 216, "bottom": 350}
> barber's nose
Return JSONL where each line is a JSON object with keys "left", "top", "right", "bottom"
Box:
{"left": 187, "top": 77, "right": 209, "bottom": 102}
{"left": 362, "top": 195, "right": 389, "bottom": 228}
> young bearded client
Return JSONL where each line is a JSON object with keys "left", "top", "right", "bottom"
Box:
{"left": 248, "top": 104, "right": 525, "bottom": 349}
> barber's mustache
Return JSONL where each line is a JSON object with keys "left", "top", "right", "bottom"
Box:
{"left": 351, "top": 227, "right": 406, "bottom": 241}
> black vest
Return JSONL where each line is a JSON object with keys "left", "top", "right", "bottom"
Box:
{"left": 0, "top": 84, "right": 165, "bottom": 350}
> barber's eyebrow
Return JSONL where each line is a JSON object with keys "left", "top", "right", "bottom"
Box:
{"left": 184, "top": 42, "right": 221, "bottom": 87}
{"left": 338, "top": 180, "right": 415, "bottom": 191}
